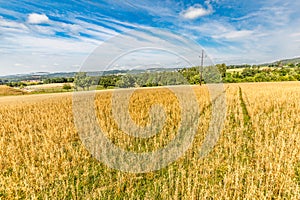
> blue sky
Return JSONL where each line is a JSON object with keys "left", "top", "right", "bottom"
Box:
{"left": 0, "top": 0, "right": 300, "bottom": 75}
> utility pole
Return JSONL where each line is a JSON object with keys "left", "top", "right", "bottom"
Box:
{"left": 199, "top": 50, "right": 205, "bottom": 86}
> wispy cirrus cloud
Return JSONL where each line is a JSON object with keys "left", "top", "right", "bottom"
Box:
{"left": 182, "top": 20, "right": 255, "bottom": 41}
{"left": 0, "top": 4, "right": 138, "bottom": 75}
{"left": 212, "top": 30, "right": 254, "bottom": 40}
{"left": 0, "top": 16, "right": 29, "bottom": 36}
{"left": 1, "top": 0, "right": 300, "bottom": 75}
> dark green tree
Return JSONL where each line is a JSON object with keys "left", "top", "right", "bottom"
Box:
{"left": 216, "top": 63, "right": 227, "bottom": 78}
{"left": 63, "top": 83, "right": 72, "bottom": 90}
{"left": 116, "top": 74, "right": 135, "bottom": 88}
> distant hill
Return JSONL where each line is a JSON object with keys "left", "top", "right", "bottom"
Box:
{"left": 0, "top": 67, "right": 182, "bottom": 82}
{"left": 276, "top": 57, "right": 300, "bottom": 65}
{"left": 1, "top": 56, "right": 299, "bottom": 81}
{"left": 261, "top": 57, "right": 300, "bottom": 66}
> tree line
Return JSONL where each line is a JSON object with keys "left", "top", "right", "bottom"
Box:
{"left": 3, "top": 63, "right": 300, "bottom": 90}
{"left": 73, "top": 66, "right": 223, "bottom": 90}
{"left": 224, "top": 66, "right": 300, "bottom": 83}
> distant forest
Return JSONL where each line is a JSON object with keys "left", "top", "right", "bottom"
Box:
{"left": 71, "top": 63, "right": 300, "bottom": 90}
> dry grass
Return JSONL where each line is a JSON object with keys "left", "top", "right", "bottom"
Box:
{"left": 0, "top": 82, "right": 299, "bottom": 199}
{"left": 0, "top": 85, "right": 25, "bottom": 96}
{"left": 24, "top": 83, "right": 74, "bottom": 90}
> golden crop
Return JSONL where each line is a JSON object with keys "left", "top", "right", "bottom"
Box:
{"left": 0, "top": 86, "right": 24, "bottom": 96}
{"left": 0, "top": 82, "right": 299, "bottom": 199}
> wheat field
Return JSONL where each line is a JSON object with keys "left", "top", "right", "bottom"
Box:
{"left": 0, "top": 86, "right": 25, "bottom": 96}
{"left": 0, "top": 82, "right": 300, "bottom": 199}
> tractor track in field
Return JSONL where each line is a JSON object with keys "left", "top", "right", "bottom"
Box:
{"left": 238, "top": 86, "right": 251, "bottom": 126}
{"left": 238, "top": 86, "right": 256, "bottom": 160}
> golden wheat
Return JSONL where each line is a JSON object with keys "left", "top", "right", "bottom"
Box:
{"left": 0, "top": 86, "right": 25, "bottom": 96}
{"left": 0, "top": 82, "right": 299, "bottom": 199}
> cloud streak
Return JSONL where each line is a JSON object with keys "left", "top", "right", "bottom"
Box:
{"left": 212, "top": 30, "right": 254, "bottom": 40}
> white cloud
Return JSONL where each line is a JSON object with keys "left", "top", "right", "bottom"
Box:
{"left": 27, "top": 13, "right": 49, "bottom": 24}
{"left": 0, "top": 38, "right": 96, "bottom": 75}
{"left": 0, "top": 14, "right": 140, "bottom": 75}
{"left": 290, "top": 32, "right": 300, "bottom": 37}
{"left": 181, "top": 2, "right": 213, "bottom": 19}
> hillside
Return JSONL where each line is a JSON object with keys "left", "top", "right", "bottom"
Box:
{"left": 277, "top": 57, "right": 300, "bottom": 65}
{"left": 263, "top": 57, "right": 300, "bottom": 66}
{"left": 0, "top": 68, "right": 181, "bottom": 82}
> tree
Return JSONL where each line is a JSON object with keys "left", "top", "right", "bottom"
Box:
{"left": 241, "top": 68, "right": 258, "bottom": 78}
{"left": 99, "top": 77, "right": 111, "bottom": 89}
{"left": 203, "top": 66, "right": 222, "bottom": 83}
{"left": 190, "top": 74, "right": 200, "bottom": 84}
{"left": 288, "top": 63, "right": 295, "bottom": 68}
{"left": 116, "top": 74, "right": 135, "bottom": 88}
{"left": 74, "top": 72, "right": 92, "bottom": 90}
{"left": 67, "top": 77, "right": 74, "bottom": 82}
{"left": 254, "top": 73, "right": 267, "bottom": 82}
{"left": 216, "top": 63, "right": 227, "bottom": 78}
{"left": 63, "top": 83, "right": 72, "bottom": 90}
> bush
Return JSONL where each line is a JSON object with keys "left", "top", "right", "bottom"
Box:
{"left": 63, "top": 83, "right": 72, "bottom": 90}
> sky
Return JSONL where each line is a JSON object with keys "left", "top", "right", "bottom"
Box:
{"left": 0, "top": 0, "right": 300, "bottom": 75}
